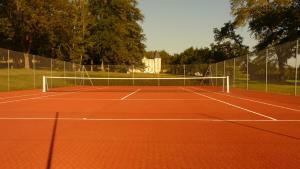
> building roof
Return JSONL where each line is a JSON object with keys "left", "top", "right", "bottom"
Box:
{"left": 145, "top": 51, "right": 161, "bottom": 59}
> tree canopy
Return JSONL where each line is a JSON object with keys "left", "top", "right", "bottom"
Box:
{"left": 0, "top": 0, "right": 145, "bottom": 66}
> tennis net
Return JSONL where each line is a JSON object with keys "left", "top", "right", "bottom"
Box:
{"left": 42, "top": 76, "right": 230, "bottom": 93}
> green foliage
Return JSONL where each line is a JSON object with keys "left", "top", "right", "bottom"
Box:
{"left": 230, "top": 0, "right": 291, "bottom": 27}
{"left": 170, "top": 21, "right": 248, "bottom": 65}
{"left": 231, "top": 0, "right": 299, "bottom": 81}
{"left": 88, "top": 0, "right": 145, "bottom": 66}
{"left": 158, "top": 50, "right": 172, "bottom": 66}
{"left": 170, "top": 47, "right": 213, "bottom": 65}
{"left": 0, "top": 0, "right": 145, "bottom": 65}
{"left": 248, "top": 0, "right": 300, "bottom": 49}
{"left": 211, "top": 21, "right": 249, "bottom": 62}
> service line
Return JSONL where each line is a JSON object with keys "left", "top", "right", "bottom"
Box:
{"left": 0, "top": 87, "right": 107, "bottom": 105}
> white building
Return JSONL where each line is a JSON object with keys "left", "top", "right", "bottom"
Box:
{"left": 142, "top": 51, "right": 161, "bottom": 74}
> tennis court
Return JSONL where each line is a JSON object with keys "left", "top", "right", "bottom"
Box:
{"left": 0, "top": 79, "right": 300, "bottom": 169}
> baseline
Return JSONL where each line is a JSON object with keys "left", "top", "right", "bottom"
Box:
{"left": 0, "top": 117, "right": 299, "bottom": 122}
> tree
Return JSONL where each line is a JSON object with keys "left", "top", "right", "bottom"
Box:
{"left": 230, "top": 0, "right": 300, "bottom": 80}
{"left": 0, "top": 0, "right": 76, "bottom": 67}
{"left": 0, "top": 0, "right": 146, "bottom": 67}
{"left": 88, "top": 0, "right": 145, "bottom": 66}
{"left": 211, "top": 21, "right": 249, "bottom": 62}
{"left": 158, "top": 50, "right": 172, "bottom": 66}
{"left": 230, "top": 0, "right": 291, "bottom": 27}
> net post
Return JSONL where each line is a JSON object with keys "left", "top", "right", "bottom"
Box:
{"left": 43, "top": 76, "right": 47, "bottom": 92}
{"left": 295, "top": 40, "right": 299, "bottom": 96}
{"left": 226, "top": 76, "right": 230, "bottom": 93}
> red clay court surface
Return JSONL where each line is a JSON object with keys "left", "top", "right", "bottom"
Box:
{"left": 0, "top": 86, "right": 300, "bottom": 169}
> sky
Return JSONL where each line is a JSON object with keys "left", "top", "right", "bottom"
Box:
{"left": 138, "top": 0, "right": 256, "bottom": 54}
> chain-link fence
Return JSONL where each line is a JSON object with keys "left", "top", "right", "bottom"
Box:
{"left": 0, "top": 49, "right": 79, "bottom": 91}
{"left": 0, "top": 49, "right": 216, "bottom": 91}
{"left": 210, "top": 39, "right": 300, "bottom": 96}
{"left": 0, "top": 39, "right": 299, "bottom": 95}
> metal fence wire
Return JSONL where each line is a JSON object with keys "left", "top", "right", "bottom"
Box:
{"left": 0, "top": 39, "right": 299, "bottom": 95}
{"left": 209, "top": 39, "right": 299, "bottom": 96}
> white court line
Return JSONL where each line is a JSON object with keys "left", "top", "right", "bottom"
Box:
{"left": 121, "top": 89, "right": 141, "bottom": 100}
{"left": 0, "top": 92, "right": 46, "bottom": 100}
{"left": 181, "top": 87, "right": 278, "bottom": 121}
{"left": 0, "top": 87, "right": 107, "bottom": 105}
{"left": 43, "top": 98, "right": 212, "bottom": 101}
{"left": 0, "top": 93, "right": 75, "bottom": 104}
{"left": 0, "top": 117, "right": 299, "bottom": 122}
{"left": 192, "top": 87, "right": 300, "bottom": 112}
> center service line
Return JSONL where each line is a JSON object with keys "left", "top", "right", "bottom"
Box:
{"left": 121, "top": 89, "right": 141, "bottom": 100}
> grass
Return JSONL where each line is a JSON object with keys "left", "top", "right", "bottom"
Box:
{"left": 0, "top": 68, "right": 299, "bottom": 96}
{"left": 0, "top": 68, "right": 181, "bottom": 92}
{"left": 234, "top": 79, "right": 300, "bottom": 96}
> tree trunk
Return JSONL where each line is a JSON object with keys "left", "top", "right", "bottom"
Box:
{"left": 24, "top": 34, "right": 32, "bottom": 69}
{"left": 24, "top": 53, "right": 30, "bottom": 69}
{"left": 101, "top": 59, "right": 104, "bottom": 71}
{"left": 275, "top": 46, "right": 290, "bottom": 81}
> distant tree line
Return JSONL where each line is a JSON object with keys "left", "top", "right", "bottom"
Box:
{"left": 166, "top": 0, "right": 299, "bottom": 67}
{"left": 0, "top": 0, "right": 145, "bottom": 68}
{"left": 147, "top": 21, "right": 249, "bottom": 66}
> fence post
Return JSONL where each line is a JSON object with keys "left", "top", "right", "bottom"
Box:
{"left": 50, "top": 58, "right": 53, "bottom": 88}
{"left": 223, "top": 60, "right": 226, "bottom": 76}
{"left": 107, "top": 65, "right": 110, "bottom": 86}
{"left": 223, "top": 61, "right": 226, "bottom": 91}
{"left": 74, "top": 62, "right": 77, "bottom": 86}
{"left": 33, "top": 55, "right": 36, "bottom": 88}
{"left": 63, "top": 61, "right": 66, "bottom": 85}
{"left": 247, "top": 54, "right": 249, "bottom": 90}
{"left": 7, "top": 50, "right": 10, "bottom": 91}
{"left": 157, "top": 65, "right": 160, "bottom": 86}
{"left": 183, "top": 64, "right": 186, "bottom": 86}
{"left": 215, "top": 63, "right": 218, "bottom": 85}
{"left": 295, "top": 40, "right": 299, "bottom": 96}
{"left": 266, "top": 49, "right": 268, "bottom": 92}
{"left": 233, "top": 58, "right": 236, "bottom": 87}
{"left": 132, "top": 65, "right": 135, "bottom": 86}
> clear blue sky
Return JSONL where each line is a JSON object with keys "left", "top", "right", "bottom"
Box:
{"left": 138, "top": 0, "right": 256, "bottom": 54}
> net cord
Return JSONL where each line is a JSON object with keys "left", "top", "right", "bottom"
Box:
{"left": 42, "top": 76, "right": 230, "bottom": 93}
